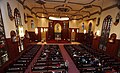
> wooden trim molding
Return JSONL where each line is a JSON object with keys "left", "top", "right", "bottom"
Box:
{"left": 17, "top": 0, "right": 118, "bottom": 20}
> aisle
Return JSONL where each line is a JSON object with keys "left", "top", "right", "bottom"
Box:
{"left": 59, "top": 45, "right": 80, "bottom": 73}
{"left": 25, "top": 45, "right": 44, "bottom": 73}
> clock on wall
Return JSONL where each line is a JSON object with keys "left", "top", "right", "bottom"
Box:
{"left": 7, "top": 2, "right": 14, "bottom": 21}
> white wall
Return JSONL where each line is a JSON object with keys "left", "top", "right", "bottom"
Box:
{"left": 38, "top": 18, "right": 49, "bottom": 27}
{"left": 0, "top": 0, "right": 26, "bottom": 38}
{"left": 93, "top": 7, "right": 120, "bottom": 39}
{"left": 69, "top": 20, "right": 79, "bottom": 28}
{"left": 0, "top": 0, "right": 120, "bottom": 39}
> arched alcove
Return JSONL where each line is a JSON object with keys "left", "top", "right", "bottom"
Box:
{"left": 88, "top": 22, "right": 92, "bottom": 34}
{"left": 54, "top": 23, "right": 62, "bottom": 40}
{"left": 54, "top": 23, "right": 62, "bottom": 33}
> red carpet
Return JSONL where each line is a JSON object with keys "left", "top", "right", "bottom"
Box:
{"left": 26, "top": 45, "right": 79, "bottom": 73}
{"left": 25, "top": 45, "right": 44, "bottom": 73}
{"left": 59, "top": 45, "right": 80, "bottom": 73}
{"left": 47, "top": 39, "right": 71, "bottom": 43}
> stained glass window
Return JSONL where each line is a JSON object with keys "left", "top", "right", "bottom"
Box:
{"left": 99, "top": 15, "right": 112, "bottom": 51}
{"left": 14, "top": 8, "right": 24, "bottom": 52}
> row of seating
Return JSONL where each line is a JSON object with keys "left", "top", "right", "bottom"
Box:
{"left": 32, "top": 45, "right": 68, "bottom": 73}
{"left": 64, "top": 44, "right": 120, "bottom": 73}
{"left": 5, "top": 45, "right": 41, "bottom": 73}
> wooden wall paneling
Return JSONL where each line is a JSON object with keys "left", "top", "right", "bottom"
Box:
{"left": 28, "top": 32, "right": 36, "bottom": 42}
{"left": 69, "top": 28, "right": 79, "bottom": 42}
{"left": 117, "top": 40, "right": 120, "bottom": 61}
{"left": 37, "top": 27, "right": 41, "bottom": 41}
{"left": 68, "top": 28, "right": 71, "bottom": 41}
{"left": 77, "top": 33, "right": 85, "bottom": 44}
{"left": 48, "top": 22, "right": 54, "bottom": 40}
{"left": 0, "top": 59, "right": 13, "bottom": 73}
{"left": 92, "top": 36, "right": 100, "bottom": 50}
{"left": 106, "top": 39, "right": 120, "bottom": 58}
{"left": 69, "top": 28, "right": 72, "bottom": 41}
{"left": 69, "top": 29, "right": 72, "bottom": 41}
{"left": 74, "top": 29, "right": 78, "bottom": 41}
{"left": 85, "top": 33, "right": 94, "bottom": 47}
{"left": 6, "top": 38, "right": 19, "bottom": 60}
{"left": 46, "top": 30, "right": 48, "bottom": 41}
{"left": 23, "top": 38, "right": 30, "bottom": 49}
{"left": 92, "top": 38, "right": 120, "bottom": 61}
{"left": 48, "top": 20, "right": 69, "bottom": 41}
{"left": 41, "top": 27, "right": 48, "bottom": 41}
{"left": 61, "top": 29, "right": 68, "bottom": 40}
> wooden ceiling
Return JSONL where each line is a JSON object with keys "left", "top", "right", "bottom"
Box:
{"left": 17, "top": 0, "right": 117, "bottom": 20}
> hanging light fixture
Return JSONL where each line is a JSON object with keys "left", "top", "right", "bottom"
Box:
{"left": 49, "top": 16, "right": 69, "bottom": 20}
{"left": 72, "top": 29, "right": 74, "bottom": 32}
{"left": 41, "top": 28, "right": 43, "bottom": 32}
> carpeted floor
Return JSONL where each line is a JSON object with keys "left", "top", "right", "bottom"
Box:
{"left": 26, "top": 44, "right": 80, "bottom": 73}
{"left": 59, "top": 45, "right": 80, "bottom": 73}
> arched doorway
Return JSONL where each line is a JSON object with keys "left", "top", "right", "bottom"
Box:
{"left": 99, "top": 15, "right": 112, "bottom": 51}
{"left": 88, "top": 22, "right": 92, "bottom": 34}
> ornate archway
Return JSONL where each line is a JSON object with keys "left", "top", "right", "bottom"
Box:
{"left": 54, "top": 23, "right": 62, "bottom": 40}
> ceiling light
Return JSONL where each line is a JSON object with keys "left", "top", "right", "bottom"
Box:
{"left": 49, "top": 16, "right": 69, "bottom": 20}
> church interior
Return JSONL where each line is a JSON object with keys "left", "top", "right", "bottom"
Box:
{"left": 0, "top": 0, "right": 120, "bottom": 73}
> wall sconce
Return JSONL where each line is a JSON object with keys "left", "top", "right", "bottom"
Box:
{"left": 96, "top": 30, "right": 100, "bottom": 36}
{"left": 41, "top": 28, "right": 43, "bottom": 32}
{"left": 19, "top": 26, "right": 24, "bottom": 38}
{"left": 72, "top": 29, "right": 74, "bottom": 32}
{"left": 35, "top": 28, "right": 38, "bottom": 35}
{"left": 84, "top": 29, "right": 86, "bottom": 34}
{"left": 45, "top": 28, "right": 48, "bottom": 32}
{"left": 77, "top": 29, "right": 79, "bottom": 33}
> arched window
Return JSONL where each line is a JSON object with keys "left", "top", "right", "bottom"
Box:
{"left": 31, "top": 20, "right": 34, "bottom": 28}
{"left": 14, "top": 8, "right": 22, "bottom": 34}
{"left": 14, "top": 8, "right": 24, "bottom": 52}
{"left": 99, "top": 15, "right": 112, "bottom": 51}
{"left": 88, "top": 22, "right": 92, "bottom": 34}
{"left": 82, "top": 23, "right": 84, "bottom": 30}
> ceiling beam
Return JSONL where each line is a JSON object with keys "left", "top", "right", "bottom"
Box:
{"left": 31, "top": 7, "right": 43, "bottom": 11}
{"left": 68, "top": 0, "right": 95, "bottom": 5}
{"left": 64, "top": 0, "right": 69, "bottom": 4}
{"left": 31, "top": 6, "right": 79, "bottom": 12}
{"left": 45, "top": 0, "right": 64, "bottom": 3}
{"left": 23, "top": 0, "right": 26, "bottom": 5}
{"left": 92, "top": 4, "right": 102, "bottom": 14}
{"left": 41, "top": 4, "right": 48, "bottom": 14}
{"left": 46, "top": 0, "right": 95, "bottom": 5}
{"left": 82, "top": 10, "right": 91, "bottom": 17}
